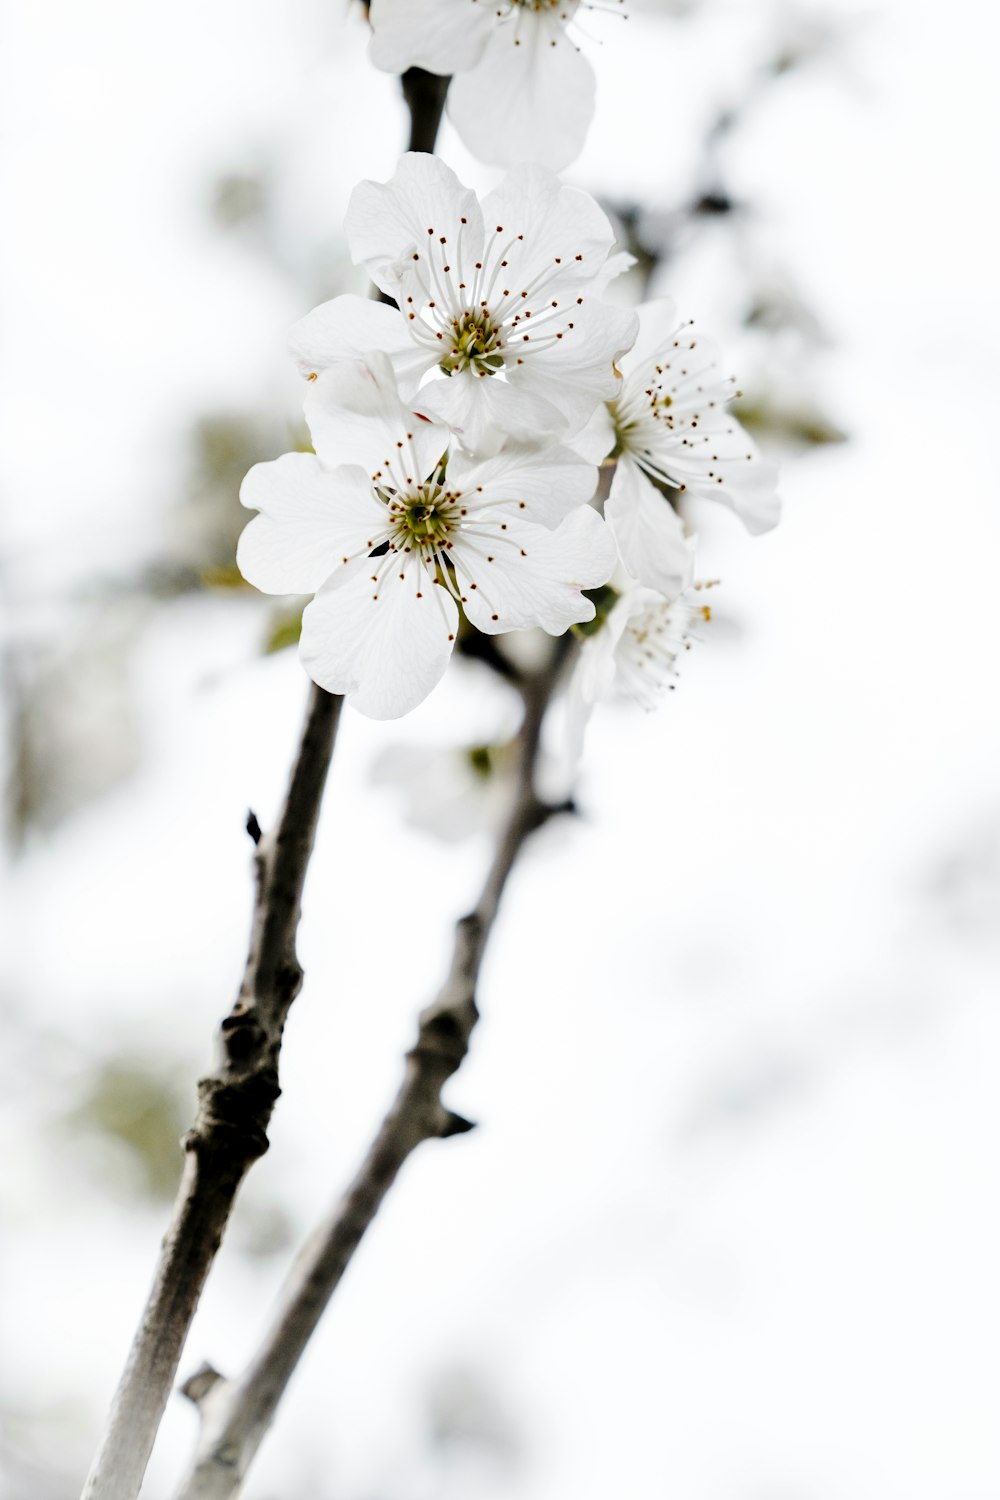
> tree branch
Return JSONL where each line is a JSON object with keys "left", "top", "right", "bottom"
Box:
{"left": 172, "top": 658, "right": 567, "bottom": 1500}
{"left": 81, "top": 685, "right": 344, "bottom": 1500}
{"left": 401, "top": 67, "right": 450, "bottom": 155}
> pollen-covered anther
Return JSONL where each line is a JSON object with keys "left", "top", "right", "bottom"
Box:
{"left": 438, "top": 307, "right": 505, "bottom": 377}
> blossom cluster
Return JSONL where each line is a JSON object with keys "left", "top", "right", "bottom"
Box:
{"left": 238, "top": 0, "right": 779, "bottom": 733}
{"left": 238, "top": 151, "right": 778, "bottom": 726}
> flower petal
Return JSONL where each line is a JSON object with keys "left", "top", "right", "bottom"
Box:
{"left": 605, "top": 458, "right": 695, "bottom": 597}
{"left": 611, "top": 586, "right": 708, "bottom": 711}
{"left": 345, "top": 153, "right": 485, "bottom": 303}
{"left": 305, "top": 354, "right": 450, "bottom": 486}
{"left": 662, "top": 424, "right": 782, "bottom": 534}
{"left": 237, "top": 455, "right": 385, "bottom": 595}
{"left": 368, "top": 0, "right": 495, "bottom": 73}
{"left": 448, "top": 19, "right": 595, "bottom": 172}
{"left": 570, "top": 402, "right": 616, "bottom": 464}
{"left": 451, "top": 442, "right": 598, "bottom": 529}
{"left": 481, "top": 164, "right": 617, "bottom": 295}
{"left": 618, "top": 297, "right": 682, "bottom": 379}
{"left": 419, "top": 365, "right": 565, "bottom": 454}
{"left": 457, "top": 505, "right": 615, "bottom": 636}
{"left": 289, "top": 293, "right": 435, "bottom": 394}
{"left": 300, "top": 558, "right": 458, "bottom": 720}
{"left": 510, "top": 299, "right": 638, "bottom": 437}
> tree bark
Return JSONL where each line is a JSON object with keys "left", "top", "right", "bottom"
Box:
{"left": 81, "top": 686, "right": 343, "bottom": 1500}
{"left": 173, "top": 666, "right": 567, "bottom": 1500}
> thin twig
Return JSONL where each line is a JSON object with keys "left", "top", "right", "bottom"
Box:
{"left": 173, "top": 658, "right": 568, "bottom": 1500}
{"left": 81, "top": 685, "right": 344, "bottom": 1500}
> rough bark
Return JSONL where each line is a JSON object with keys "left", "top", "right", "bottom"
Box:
{"left": 81, "top": 686, "right": 343, "bottom": 1500}
{"left": 173, "top": 666, "right": 567, "bottom": 1500}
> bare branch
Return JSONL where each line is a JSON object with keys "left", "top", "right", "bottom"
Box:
{"left": 81, "top": 685, "right": 343, "bottom": 1500}
{"left": 401, "top": 68, "right": 450, "bottom": 155}
{"left": 173, "top": 660, "right": 567, "bottom": 1500}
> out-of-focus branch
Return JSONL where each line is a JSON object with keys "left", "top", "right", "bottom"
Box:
{"left": 402, "top": 67, "right": 450, "bottom": 154}
{"left": 173, "top": 656, "right": 568, "bottom": 1500}
{"left": 81, "top": 684, "right": 343, "bottom": 1500}
{"left": 358, "top": 0, "right": 450, "bottom": 155}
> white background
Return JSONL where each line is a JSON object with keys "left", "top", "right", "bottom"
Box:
{"left": 2, "top": 1, "right": 999, "bottom": 1495}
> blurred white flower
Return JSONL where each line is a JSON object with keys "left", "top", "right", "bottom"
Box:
{"left": 372, "top": 738, "right": 519, "bottom": 842}
{"left": 291, "top": 153, "right": 637, "bottom": 455}
{"left": 367, "top": 0, "right": 624, "bottom": 171}
{"left": 566, "top": 580, "right": 714, "bottom": 756}
{"left": 237, "top": 355, "right": 615, "bottom": 719}
{"left": 576, "top": 299, "right": 780, "bottom": 595}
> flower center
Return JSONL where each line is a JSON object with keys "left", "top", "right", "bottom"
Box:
{"left": 401, "top": 496, "right": 451, "bottom": 544}
{"left": 440, "top": 309, "right": 505, "bottom": 378}
{"left": 379, "top": 479, "right": 462, "bottom": 559}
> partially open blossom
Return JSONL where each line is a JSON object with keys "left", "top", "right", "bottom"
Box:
{"left": 576, "top": 299, "right": 780, "bottom": 595}
{"left": 291, "top": 154, "right": 637, "bottom": 455}
{"left": 367, "top": 0, "right": 623, "bottom": 171}
{"left": 566, "top": 580, "right": 715, "bottom": 756}
{"left": 237, "top": 355, "right": 615, "bottom": 719}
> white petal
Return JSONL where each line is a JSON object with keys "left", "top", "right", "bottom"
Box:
{"left": 605, "top": 458, "right": 695, "bottom": 597}
{"left": 618, "top": 297, "right": 682, "bottom": 380}
{"left": 289, "top": 294, "right": 434, "bottom": 394}
{"left": 457, "top": 505, "right": 615, "bottom": 636}
{"left": 345, "top": 153, "right": 484, "bottom": 302}
{"left": 593, "top": 250, "right": 638, "bottom": 294}
{"left": 653, "top": 420, "right": 782, "bottom": 535}
{"left": 305, "top": 354, "right": 450, "bottom": 486}
{"left": 448, "top": 19, "right": 595, "bottom": 172}
{"left": 238, "top": 456, "right": 385, "bottom": 595}
{"left": 368, "top": 0, "right": 495, "bottom": 73}
{"left": 612, "top": 588, "right": 701, "bottom": 711}
{"left": 419, "top": 366, "right": 565, "bottom": 454}
{"left": 563, "top": 667, "right": 595, "bottom": 771}
{"left": 482, "top": 165, "right": 617, "bottom": 294}
{"left": 511, "top": 299, "right": 638, "bottom": 437}
{"left": 570, "top": 403, "right": 616, "bottom": 464}
{"left": 575, "top": 613, "right": 626, "bottom": 707}
{"left": 300, "top": 558, "right": 458, "bottom": 720}
{"left": 451, "top": 442, "right": 598, "bottom": 529}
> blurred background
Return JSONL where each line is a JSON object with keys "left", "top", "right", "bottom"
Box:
{"left": 2, "top": 0, "right": 999, "bottom": 1495}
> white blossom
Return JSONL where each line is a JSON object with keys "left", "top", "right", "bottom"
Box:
{"left": 576, "top": 299, "right": 780, "bottom": 596}
{"left": 237, "top": 355, "right": 615, "bottom": 720}
{"left": 291, "top": 153, "right": 637, "bottom": 455}
{"left": 371, "top": 737, "right": 520, "bottom": 843}
{"left": 367, "top": 0, "right": 625, "bottom": 171}
{"left": 566, "top": 580, "right": 715, "bottom": 756}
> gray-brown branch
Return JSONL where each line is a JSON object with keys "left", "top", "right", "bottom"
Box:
{"left": 81, "top": 685, "right": 343, "bottom": 1500}
{"left": 173, "top": 665, "right": 566, "bottom": 1500}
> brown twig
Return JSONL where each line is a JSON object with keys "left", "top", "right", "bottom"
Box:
{"left": 173, "top": 657, "right": 567, "bottom": 1499}
{"left": 81, "top": 685, "right": 343, "bottom": 1500}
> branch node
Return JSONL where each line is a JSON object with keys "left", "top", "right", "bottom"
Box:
{"left": 219, "top": 1009, "right": 266, "bottom": 1060}
{"left": 181, "top": 1363, "right": 226, "bottom": 1408}
{"left": 439, "top": 1110, "right": 476, "bottom": 1138}
{"left": 245, "top": 809, "right": 263, "bottom": 845}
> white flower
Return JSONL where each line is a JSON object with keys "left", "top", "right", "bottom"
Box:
{"left": 566, "top": 580, "right": 715, "bottom": 757}
{"left": 237, "top": 355, "right": 615, "bottom": 720}
{"left": 372, "top": 737, "right": 520, "bottom": 843}
{"left": 367, "top": 0, "right": 622, "bottom": 172}
{"left": 291, "top": 153, "right": 637, "bottom": 455}
{"left": 577, "top": 299, "right": 780, "bottom": 596}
